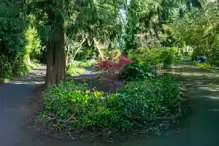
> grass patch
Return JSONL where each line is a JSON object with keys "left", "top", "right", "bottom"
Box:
{"left": 74, "top": 59, "right": 97, "bottom": 68}
{"left": 66, "top": 59, "right": 97, "bottom": 76}
{"left": 66, "top": 65, "right": 86, "bottom": 76}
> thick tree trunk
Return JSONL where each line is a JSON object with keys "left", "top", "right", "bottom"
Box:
{"left": 45, "top": 0, "right": 66, "bottom": 87}
{"left": 45, "top": 33, "right": 66, "bottom": 87}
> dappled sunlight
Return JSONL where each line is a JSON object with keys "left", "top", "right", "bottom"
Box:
{"left": 209, "top": 108, "right": 219, "bottom": 112}
{"left": 7, "top": 67, "right": 46, "bottom": 85}
{"left": 1, "top": 0, "right": 219, "bottom": 145}
{"left": 204, "top": 96, "right": 219, "bottom": 100}
{"left": 199, "top": 85, "right": 219, "bottom": 92}
{"left": 12, "top": 80, "right": 44, "bottom": 85}
{"left": 172, "top": 63, "right": 219, "bottom": 85}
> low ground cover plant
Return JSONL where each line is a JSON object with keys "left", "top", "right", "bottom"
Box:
{"left": 37, "top": 76, "right": 183, "bottom": 134}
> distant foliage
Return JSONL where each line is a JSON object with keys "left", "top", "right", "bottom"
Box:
{"left": 0, "top": 2, "right": 43, "bottom": 80}
{"left": 160, "top": 48, "right": 177, "bottom": 68}
{"left": 25, "top": 26, "right": 44, "bottom": 60}
{"left": 128, "top": 48, "right": 163, "bottom": 65}
{"left": 128, "top": 47, "right": 177, "bottom": 68}
{"left": 0, "top": 2, "right": 28, "bottom": 79}
{"left": 172, "top": 3, "right": 219, "bottom": 67}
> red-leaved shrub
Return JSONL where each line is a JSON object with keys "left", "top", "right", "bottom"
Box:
{"left": 96, "top": 53, "right": 134, "bottom": 78}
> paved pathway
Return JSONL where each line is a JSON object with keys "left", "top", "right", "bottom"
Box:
{"left": 1, "top": 61, "right": 219, "bottom": 146}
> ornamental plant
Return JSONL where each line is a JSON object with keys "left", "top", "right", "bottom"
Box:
{"left": 96, "top": 52, "right": 134, "bottom": 78}
{"left": 96, "top": 52, "right": 134, "bottom": 91}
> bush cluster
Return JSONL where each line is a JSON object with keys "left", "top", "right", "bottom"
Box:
{"left": 39, "top": 76, "right": 182, "bottom": 131}
{"left": 128, "top": 47, "right": 179, "bottom": 68}
{"left": 0, "top": 3, "right": 43, "bottom": 81}
{"left": 120, "top": 62, "right": 157, "bottom": 81}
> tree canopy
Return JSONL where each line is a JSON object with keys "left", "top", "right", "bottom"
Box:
{"left": 1, "top": 0, "right": 219, "bottom": 85}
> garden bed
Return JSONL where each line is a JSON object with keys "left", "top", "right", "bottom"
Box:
{"left": 34, "top": 75, "right": 186, "bottom": 142}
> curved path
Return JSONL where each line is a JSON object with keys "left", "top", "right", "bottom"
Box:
{"left": 1, "top": 61, "right": 219, "bottom": 146}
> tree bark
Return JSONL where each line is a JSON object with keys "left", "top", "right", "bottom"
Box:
{"left": 45, "top": 0, "right": 66, "bottom": 87}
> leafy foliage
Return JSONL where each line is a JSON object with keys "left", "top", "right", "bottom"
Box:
{"left": 0, "top": 55, "right": 13, "bottom": 81}
{"left": 25, "top": 26, "right": 44, "bottom": 60}
{"left": 172, "top": 2, "right": 219, "bottom": 67}
{"left": 160, "top": 48, "right": 177, "bottom": 68}
{"left": 128, "top": 48, "right": 163, "bottom": 65}
{"left": 124, "top": 0, "right": 203, "bottom": 50}
{"left": 120, "top": 62, "right": 157, "bottom": 81}
{"left": 128, "top": 47, "right": 177, "bottom": 68}
{"left": 66, "top": 65, "right": 86, "bottom": 76}
{"left": 38, "top": 76, "right": 183, "bottom": 131}
{"left": 96, "top": 52, "right": 134, "bottom": 78}
{"left": 0, "top": 2, "right": 28, "bottom": 79}
{"left": 0, "top": 1, "right": 44, "bottom": 80}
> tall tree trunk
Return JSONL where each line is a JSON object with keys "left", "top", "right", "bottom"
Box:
{"left": 45, "top": 0, "right": 66, "bottom": 87}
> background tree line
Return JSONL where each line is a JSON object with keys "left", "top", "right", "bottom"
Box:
{"left": 0, "top": 0, "right": 218, "bottom": 85}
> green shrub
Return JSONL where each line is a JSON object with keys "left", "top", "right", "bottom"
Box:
{"left": 160, "top": 49, "right": 175, "bottom": 68}
{"left": 128, "top": 47, "right": 179, "bottom": 68}
{"left": 120, "top": 62, "right": 157, "bottom": 81}
{"left": 0, "top": 3, "right": 40, "bottom": 79}
{"left": 128, "top": 48, "right": 149, "bottom": 63}
{"left": 128, "top": 48, "right": 165, "bottom": 65}
{"left": 118, "top": 77, "right": 182, "bottom": 124}
{"left": 208, "top": 50, "right": 219, "bottom": 67}
{"left": 0, "top": 55, "right": 13, "bottom": 81}
{"left": 39, "top": 76, "right": 182, "bottom": 131}
{"left": 25, "top": 26, "right": 44, "bottom": 60}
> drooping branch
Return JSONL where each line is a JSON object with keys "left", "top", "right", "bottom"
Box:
{"left": 73, "top": 34, "right": 88, "bottom": 60}
{"left": 93, "top": 38, "right": 104, "bottom": 59}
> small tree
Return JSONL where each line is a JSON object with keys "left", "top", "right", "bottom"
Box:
{"left": 96, "top": 52, "right": 134, "bottom": 91}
